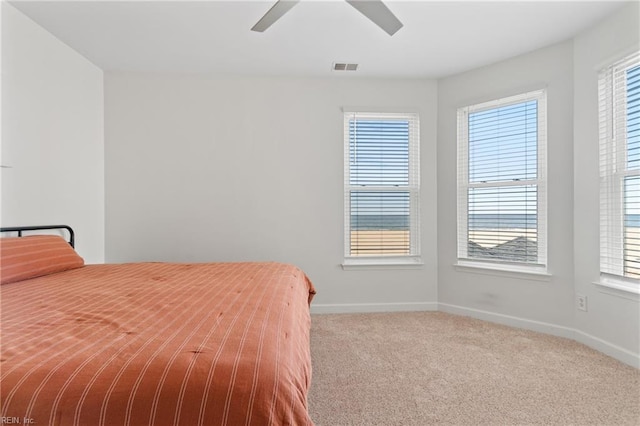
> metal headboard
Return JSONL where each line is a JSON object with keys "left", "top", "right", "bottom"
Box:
{"left": 0, "top": 225, "right": 75, "bottom": 248}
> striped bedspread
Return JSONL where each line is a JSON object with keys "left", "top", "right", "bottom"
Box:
{"left": 0, "top": 262, "right": 316, "bottom": 425}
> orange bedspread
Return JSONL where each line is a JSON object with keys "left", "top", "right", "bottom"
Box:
{"left": 1, "top": 262, "right": 316, "bottom": 426}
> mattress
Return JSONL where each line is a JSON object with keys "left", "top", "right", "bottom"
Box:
{"left": 0, "top": 261, "right": 316, "bottom": 426}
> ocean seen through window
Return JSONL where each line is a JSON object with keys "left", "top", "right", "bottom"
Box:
{"left": 344, "top": 112, "right": 420, "bottom": 259}
{"left": 457, "top": 90, "right": 547, "bottom": 267}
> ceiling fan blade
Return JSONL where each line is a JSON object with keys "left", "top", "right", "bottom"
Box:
{"left": 345, "top": 0, "right": 403, "bottom": 36}
{"left": 251, "top": 0, "right": 300, "bottom": 32}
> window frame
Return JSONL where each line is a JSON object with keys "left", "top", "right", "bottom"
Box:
{"left": 598, "top": 50, "right": 640, "bottom": 287}
{"left": 456, "top": 89, "right": 548, "bottom": 274}
{"left": 342, "top": 110, "right": 422, "bottom": 268}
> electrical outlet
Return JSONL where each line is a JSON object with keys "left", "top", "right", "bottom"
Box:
{"left": 576, "top": 294, "right": 587, "bottom": 311}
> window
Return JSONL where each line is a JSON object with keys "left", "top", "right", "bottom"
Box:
{"left": 343, "top": 111, "right": 420, "bottom": 265}
{"left": 457, "top": 90, "right": 547, "bottom": 271}
{"left": 599, "top": 51, "right": 640, "bottom": 282}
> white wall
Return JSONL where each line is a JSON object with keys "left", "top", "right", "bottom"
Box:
{"left": 573, "top": 2, "right": 639, "bottom": 362}
{"left": 105, "top": 73, "right": 438, "bottom": 311}
{"left": 437, "top": 2, "right": 640, "bottom": 367}
{"left": 1, "top": 3, "right": 104, "bottom": 263}
{"left": 437, "top": 40, "right": 576, "bottom": 327}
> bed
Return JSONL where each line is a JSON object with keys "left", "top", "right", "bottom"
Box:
{"left": 0, "top": 225, "right": 316, "bottom": 426}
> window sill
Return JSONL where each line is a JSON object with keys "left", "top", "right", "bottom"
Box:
{"left": 454, "top": 260, "right": 551, "bottom": 281}
{"left": 595, "top": 276, "right": 640, "bottom": 301}
{"left": 341, "top": 256, "right": 424, "bottom": 270}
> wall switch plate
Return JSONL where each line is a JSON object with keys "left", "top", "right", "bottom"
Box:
{"left": 576, "top": 294, "right": 587, "bottom": 311}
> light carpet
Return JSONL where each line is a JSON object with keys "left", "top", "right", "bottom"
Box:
{"left": 308, "top": 311, "right": 640, "bottom": 425}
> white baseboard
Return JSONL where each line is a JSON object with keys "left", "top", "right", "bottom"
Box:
{"left": 310, "top": 301, "right": 639, "bottom": 368}
{"left": 572, "top": 329, "right": 640, "bottom": 369}
{"left": 310, "top": 302, "right": 438, "bottom": 315}
{"left": 438, "top": 303, "right": 640, "bottom": 369}
{"left": 437, "top": 303, "right": 576, "bottom": 338}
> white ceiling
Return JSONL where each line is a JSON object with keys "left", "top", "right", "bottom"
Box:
{"left": 9, "top": 0, "right": 630, "bottom": 78}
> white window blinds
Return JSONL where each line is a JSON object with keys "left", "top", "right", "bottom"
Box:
{"left": 599, "top": 51, "right": 640, "bottom": 280}
{"left": 457, "top": 90, "right": 547, "bottom": 267}
{"left": 344, "top": 112, "right": 420, "bottom": 259}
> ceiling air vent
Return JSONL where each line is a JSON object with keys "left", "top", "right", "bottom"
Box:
{"left": 333, "top": 63, "right": 358, "bottom": 71}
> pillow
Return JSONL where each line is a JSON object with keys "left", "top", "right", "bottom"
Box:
{"left": 1, "top": 235, "right": 84, "bottom": 284}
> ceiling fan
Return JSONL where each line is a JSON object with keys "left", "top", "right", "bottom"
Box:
{"left": 251, "top": 0, "right": 403, "bottom": 36}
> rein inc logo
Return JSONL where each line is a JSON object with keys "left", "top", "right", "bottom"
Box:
{"left": 0, "top": 418, "right": 35, "bottom": 424}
